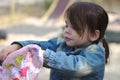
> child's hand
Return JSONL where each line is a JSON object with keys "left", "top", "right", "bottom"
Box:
{"left": 0, "top": 44, "right": 22, "bottom": 61}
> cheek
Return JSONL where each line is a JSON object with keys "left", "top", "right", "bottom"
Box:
{"left": 73, "top": 33, "right": 82, "bottom": 40}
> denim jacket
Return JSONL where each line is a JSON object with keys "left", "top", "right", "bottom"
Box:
{"left": 13, "top": 38, "right": 105, "bottom": 80}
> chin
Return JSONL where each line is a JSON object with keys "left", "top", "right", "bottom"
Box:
{"left": 66, "top": 43, "right": 74, "bottom": 47}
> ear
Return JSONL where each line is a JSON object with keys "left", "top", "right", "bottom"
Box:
{"left": 89, "top": 30, "right": 100, "bottom": 42}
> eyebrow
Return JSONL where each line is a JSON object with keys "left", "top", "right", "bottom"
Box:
{"left": 65, "top": 20, "right": 67, "bottom": 24}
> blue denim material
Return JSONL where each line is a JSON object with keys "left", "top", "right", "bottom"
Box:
{"left": 13, "top": 38, "right": 105, "bottom": 80}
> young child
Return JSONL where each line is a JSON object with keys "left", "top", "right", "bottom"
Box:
{"left": 0, "top": 2, "right": 110, "bottom": 80}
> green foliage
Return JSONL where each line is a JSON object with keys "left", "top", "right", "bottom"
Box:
{"left": 41, "top": 0, "right": 54, "bottom": 10}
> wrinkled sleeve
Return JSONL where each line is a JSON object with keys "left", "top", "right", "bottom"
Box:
{"left": 44, "top": 44, "right": 105, "bottom": 77}
{"left": 12, "top": 38, "right": 58, "bottom": 51}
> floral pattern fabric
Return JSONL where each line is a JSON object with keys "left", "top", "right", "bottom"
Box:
{"left": 0, "top": 44, "right": 44, "bottom": 80}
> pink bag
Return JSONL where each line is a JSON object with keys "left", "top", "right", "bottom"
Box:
{"left": 0, "top": 44, "right": 44, "bottom": 80}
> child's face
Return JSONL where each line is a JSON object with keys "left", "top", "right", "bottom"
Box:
{"left": 64, "top": 20, "right": 92, "bottom": 48}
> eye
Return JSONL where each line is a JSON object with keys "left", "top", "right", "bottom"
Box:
{"left": 65, "top": 24, "right": 68, "bottom": 28}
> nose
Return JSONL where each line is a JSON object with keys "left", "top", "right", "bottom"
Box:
{"left": 64, "top": 27, "right": 71, "bottom": 34}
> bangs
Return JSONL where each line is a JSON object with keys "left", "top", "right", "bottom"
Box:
{"left": 64, "top": 2, "right": 90, "bottom": 36}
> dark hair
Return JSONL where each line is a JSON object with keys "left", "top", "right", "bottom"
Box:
{"left": 64, "top": 2, "right": 109, "bottom": 64}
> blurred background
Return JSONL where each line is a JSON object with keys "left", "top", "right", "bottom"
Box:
{"left": 0, "top": 0, "right": 120, "bottom": 80}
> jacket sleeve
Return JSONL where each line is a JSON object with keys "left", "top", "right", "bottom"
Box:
{"left": 44, "top": 44, "right": 105, "bottom": 77}
{"left": 12, "top": 38, "right": 58, "bottom": 51}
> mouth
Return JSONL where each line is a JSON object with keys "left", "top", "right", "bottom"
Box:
{"left": 64, "top": 37, "right": 72, "bottom": 41}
